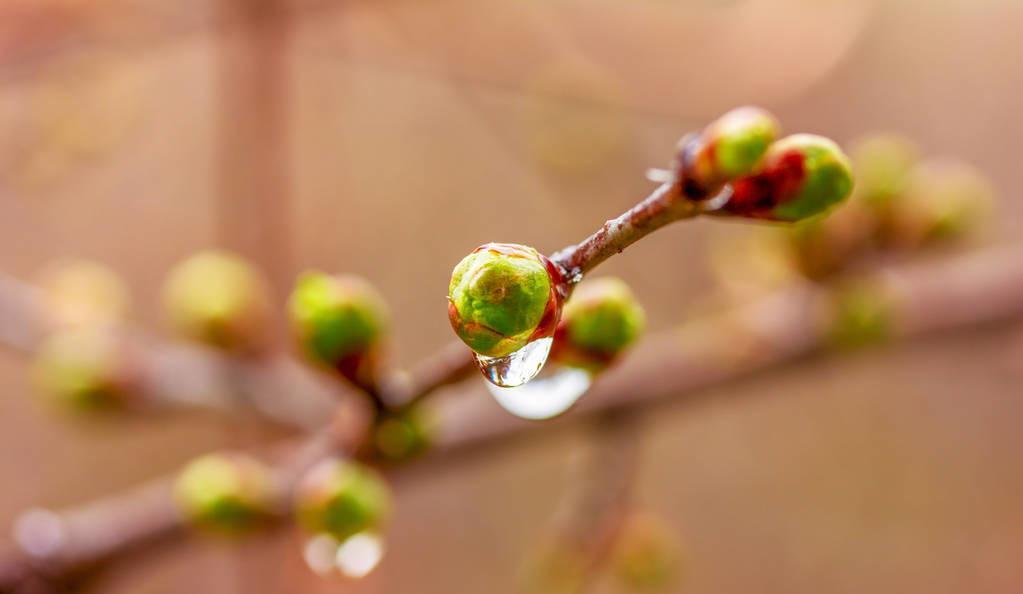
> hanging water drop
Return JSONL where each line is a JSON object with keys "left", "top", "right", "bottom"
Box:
{"left": 335, "top": 532, "right": 385, "bottom": 578}
{"left": 473, "top": 336, "right": 553, "bottom": 388}
{"left": 486, "top": 365, "right": 592, "bottom": 420}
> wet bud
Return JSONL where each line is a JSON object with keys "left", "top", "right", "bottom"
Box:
{"left": 174, "top": 453, "right": 274, "bottom": 533}
{"left": 32, "top": 327, "right": 139, "bottom": 412}
{"left": 611, "top": 512, "right": 681, "bottom": 592}
{"left": 162, "top": 250, "right": 271, "bottom": 352}
{"left": 36, "top": 259, "right": 130, "bottom": 329}
{"left": 295, "top": 459, "right": 391, "bottom": 541}
{"left": 849, "top": 134, "right": 919, "bottom": 212}
{"left": 288, "top": 273, "right": 389, "bottom": 388}
{"left": 825, "top": 280, "right": 896, "bottom": 349}
{"left": 373, "top": 406, "right": 433, "bottom": 462}
{"left": 676, "top": 107, "right": 780, "bottom": 198}
{"left": 448, "top": 243, "right": 564, "bottom": 358}
{"left": 551, "top": 277, "right": 645, "bottom": 371}
{"left": 884, "top": 159, "right": 994, "bottom": 249}
{"left": 723, "top": 134, "right": 854, "bottom": 222}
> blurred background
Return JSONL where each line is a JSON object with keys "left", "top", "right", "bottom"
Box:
{"left": 1, "top": 0, "right": 1023, "bottom": 592}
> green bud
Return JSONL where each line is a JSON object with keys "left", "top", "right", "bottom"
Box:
{"left": 887, "top": 159, "right": 994, "bottom": 248}
{"left": 36, "top": 259, "right": 130, "bottom": 329}
{"left": 373, "top": 406, "right": 433, "bottom": 462}
{"left": 677, "top": 107, "right": 780, "bottom": 198}
{"left": 785, "top": 198, "right": 873, "bottom": 280}
{"left": 553, "top": 277, "right": 645, "bottom": 371}
{"left": 295, "top": 459, "right": 391, "bottom": 541}
{"left": 448, "top": 243, "right": 560, "bottom": 358}
{"left": 32, "top": 327, "right": 138, "bottom": 412}
{"left": 162, "top": 250, "right": 271, "bottom": 352}
{"left": 288, "top": 273, "right": 389, "bottom": 384}
{"left": 849, "top": 133, "right": 919, "bottom": 211}
{"left": 724, "top": 134, "right": 854, "bottom": 222}
{"left": 826, "top": 281, "right": 896, "bottom": 349}
{"left": 174, "top": 453, "right": 274, "bottom": 533}
{"left": 611, "top": 512, "right": 681, "bottom": 592}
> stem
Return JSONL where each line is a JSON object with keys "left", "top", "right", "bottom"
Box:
{"left": 551, "top": 181, "right": 701, "bottom": 278}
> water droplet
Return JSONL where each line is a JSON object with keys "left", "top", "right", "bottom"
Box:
{"left": 336, "top": 532, "right": 385, "bottom": 578}
{"left": 486, "top": 365, "right": 592, "bottom": 420}
{"left": 303, "top": 534, "right": 340, "bottom": 577}
{"left": 474, "top": 337, "right": 553, "bottom": 388}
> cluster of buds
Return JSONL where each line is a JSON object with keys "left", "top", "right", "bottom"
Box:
{"left": 550, "top": 277, "right": 645, "bottom": 373}
{"left": 173, "top": 453, "right": 275, "bottom": 533}
{"left": 674, "top": 107, "right": 854, "bottom": 222}
{"left": 295, "top": 458, "right": 392, "bottom": 543}
{"left": 32, "top": 327, "right": 141, "bottom": 412}
{"left": 447, "top": 243, "right": 566, "bottom": 359}
{"left": 288, "top": 273, "right": 389, "bottom": 390}
{"left": 162, "top": 250, "right": 272, "bottom": 353}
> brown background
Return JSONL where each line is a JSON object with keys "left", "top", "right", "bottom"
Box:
{"left": 1, "top": 0, "right": 1022, "bottom": 592}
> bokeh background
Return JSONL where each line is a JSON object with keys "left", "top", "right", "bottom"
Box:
{"left": 1, "top": 0, "right": 1023, "bottom": 592}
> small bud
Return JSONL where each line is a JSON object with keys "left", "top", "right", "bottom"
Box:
{"left": 373, "top": 406, "right": 433, "bottom": 462}
{"left": 611, "top": 512, "right": 682, "bottom": 592}
{"left": 826, "top": 280, "right": 896, "bottom": 349}
{"left": 174, "top": 453, "right": 274, "bottom": 533}
{"left": 849, "top": 133, "right": 919, "bottom": 212}
{"left": 162, "top": 250, "right": 271, "bottom": 352}
{"left": 676, "top": 107, "right": 780, "bottom": 198}
{"left": 35, "top": 259, "right": 130, "bottom": 329}
{"left": 551, "top": 277, "right": 645, "bottom": 371}
{"left": 295, "top": 459, "right": 391, "bottom": 541}
{"left": 448, "top": 243, "right": 564, "bottom": 358}
{"left": 288, "top": 273, "right": 389, "bottom": 388}
{"left": 723, "top": 134, "right": 854, "bottom": 222}
{"left": 32, "top": 327, "right": 139, "bottom": 412}
{"left": 884, "top": 159, "right": 994, "bottom": 248}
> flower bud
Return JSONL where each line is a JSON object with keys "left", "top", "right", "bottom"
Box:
{"left": 611, "top": 512, "right": 681, "bottom": 592}
{"left": 32, "top": 327, "right": 139, "bottom": 412}
{"left": 162, "top": 250, "right": 271, "bottom": 352}
{"left": 849, "top": 133, "right": 919, "bottom": 212}
{"left": 295, "top": 459, "right": 391, "bottom": 541}
{"left": 288, "top": 273, "right": 389, "bottom": 388}
{"left": 174, "top": 453, "right": 274, "bottom": 533}
{"left": 825, "top": 280, "right": 896, "bottom": 349}
{"left": 448, "top": 243, "right": 564, "bottom": 358}
{"left": 884, "top": 159, "right": 993, "bottom": 248}
{"left": 36, "top": 259, "right": 130, "bottom": 329}
{"left": 723, "top": 134, "right": 854, "bottom": 222}
{"left": 373, "top": 406, "right": 433, "bottom": 462}
{"left": 676, "top": 107, "right": 780, "bottom": 198}
{"left": 785, "top": 198, "right": 874, "bottom": 280}
{"left": 551, "top": 277, "right": 645, "bottom": 371}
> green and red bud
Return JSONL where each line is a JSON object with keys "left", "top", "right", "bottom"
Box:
{"left": 448, "top": 243, "right": 566, "bottom": 358}
{"left": 675, "top": 107, "right": 780, "bottom": 199}
{"left": 36, "top": 259, "right": 130, "bottom": 329}
{"left": 288, "top": 273, "right": 389, "bottom": 389}
{"left": 722, "top": 134, "right": 854, "bottom": 222}
{"left": 610, "top": 512, "right": 682, "bottom": 592}
{"left": 295, "top": 459, "right": 391, "bottom": 541}
{"left": 32, "top": 327, "right": 140, "bottom": 412}
{"left": 174, "top": 453, "right": 274, "bottom": 533}
{"left": 551, "top": 277, "right": 645, "bottom": 372}
{"left": 162, "top": 250, "right": 271, "bottom": 352}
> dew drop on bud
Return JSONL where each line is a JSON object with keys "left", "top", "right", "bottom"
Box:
{"left": 473, "top": 337, "right": 554, "bottom": 388}
{"left": 335, "top": 532, "right": 385, "bottom": 578}
{"left": 485, "top": 365, "right": 592, "bottom": 420}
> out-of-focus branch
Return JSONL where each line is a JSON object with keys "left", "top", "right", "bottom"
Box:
{"left": 4, "top": 243, "right": 1023, "bottom": 593}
